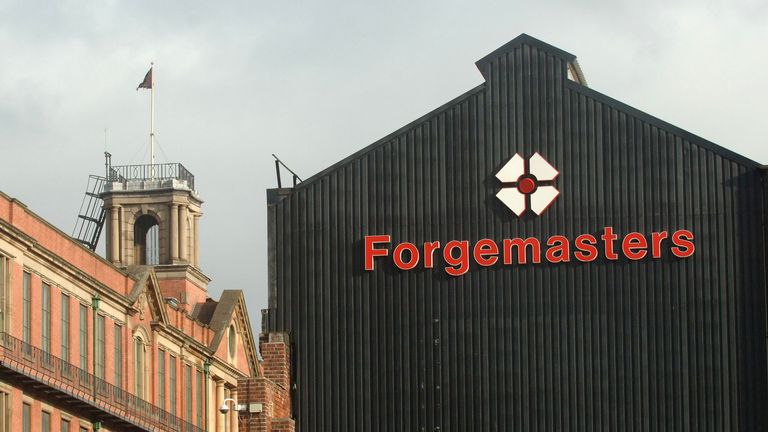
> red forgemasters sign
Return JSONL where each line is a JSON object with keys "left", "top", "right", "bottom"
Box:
{"left": 364, "top": 228, "right": 695, "bottom": 276}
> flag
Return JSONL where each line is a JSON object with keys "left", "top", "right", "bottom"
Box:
{"left": 136, "top": 67, "right": 152, "bottom": 91}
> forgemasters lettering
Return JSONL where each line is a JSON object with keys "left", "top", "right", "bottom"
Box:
{"left": 364, "top": 227, "right": 695, "bottom": 277}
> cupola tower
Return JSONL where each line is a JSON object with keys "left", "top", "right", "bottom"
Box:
{"left": 101, "top": 161, "right": 201, "bottom": 267}
{"left": 97, "top": 155, "right": 209, "bottom": 304}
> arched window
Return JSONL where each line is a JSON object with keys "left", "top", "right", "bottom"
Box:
{"left": 134, "top": 215, "right": 159, "bottom": 265}
{"left": 134, "top": 336, "right": 146, "bottom": 398}
{"left": 228, "top": 325, "right": 236, "bottom": 360}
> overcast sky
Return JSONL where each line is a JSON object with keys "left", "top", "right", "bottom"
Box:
{"left": 2, "top": 0, "right": 766, "bottom": 333}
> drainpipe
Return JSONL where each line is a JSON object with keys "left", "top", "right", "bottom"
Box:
{"left": 91, "top": 294, "right": 100, "bottom": 399}
{"left": 204, "top": 359, "right": 211, "bottom": 432}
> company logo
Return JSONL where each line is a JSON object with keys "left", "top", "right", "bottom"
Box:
{"left": 496, "top": 152, "right": 559, "bottom": 216}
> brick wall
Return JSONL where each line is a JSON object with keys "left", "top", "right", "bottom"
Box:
{"left": 237, "top": 332, "right": 294, "bottom": 432}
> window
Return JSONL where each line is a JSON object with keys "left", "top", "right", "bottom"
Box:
{"left": 79, "top": 304, "right": 88, "bottom": 369}
{"left": 185, "top": 364, "right": 192, "bottom": 422}
{"left": 158, "top": 349, "right": 166, "bottom": 408}
{"left": 22, "top": 402, "right": 30, "bottom": 432}
{"left": 61, "top": 419, "right": 70, "bottom": 432}
{"left": 42, "top": 411, "right": 51, "bottom": 432}
{"left": 0, "top": 256, "right": 6, "bottom": 333}
{"left": 0, "top": 391, "right": 9, "bottom": 431}
{"left": 114, "top": 324, "right": 122, "bottom": 386}
{"left": 134, "top": 215, "right": 159, "bottom": 265}
{"left": 61, "top": 294, "right": 70, "bottom": 362}
{"left": 135, "top": 337, "right": 145, "bottom": 398}
{"left": 196, "top": 369, "right": 203, "bottom": 426}
{"left": 80, "top": 427, "right": 88, "bottom": 432}
{"left": 228, "top": 325, "right": 236, "bottom": 359}
{"left": 22, "top": 272, "right": 31, "bottom": 344}
{"left": 42, "top": 282, "right": 51, "bottom": 353}
{"left": 95, "top": 315, "right": 105, "bottom": 379}
{"left": 169, "top": 354, "right": 177, "bottom": 414}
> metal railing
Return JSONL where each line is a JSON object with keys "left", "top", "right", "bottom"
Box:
{"left": 108, "top": 168, "right": 127, "bottom": 183}
{"left": 108, "top": 163, "right": 195, "bottom": 191}
{"left": 0, "top": 332, "right": 202, "bottom": 432}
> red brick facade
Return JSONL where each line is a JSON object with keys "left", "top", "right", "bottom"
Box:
{"left": 0, "top": 189, "right": 295, "bottom": 431}
{"left": 237, "top": 333, "right": 295, "bottom": 432}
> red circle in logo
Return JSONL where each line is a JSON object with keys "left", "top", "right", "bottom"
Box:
{"left": 518, "top": 177, "right": 536, "bottom": 194}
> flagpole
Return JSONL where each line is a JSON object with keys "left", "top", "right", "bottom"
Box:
{"left": 150, "top": 62, "right": 155, "bottom": 179}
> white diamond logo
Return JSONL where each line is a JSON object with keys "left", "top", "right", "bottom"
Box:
{"left": 495, "top": 152, "right": 559, "bottom": 216}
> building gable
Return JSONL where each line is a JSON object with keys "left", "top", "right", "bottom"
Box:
{"left": 266, "top": 34, "right": 768, "bottom": 431}
{"left": 207, "top": 290, "right": 260, "bottom": 377}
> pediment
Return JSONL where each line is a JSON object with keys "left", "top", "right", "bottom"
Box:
{"left": 126, "top": 266, "right": 168, "bottom": 325}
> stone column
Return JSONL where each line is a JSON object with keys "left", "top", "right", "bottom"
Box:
{"left": 117, "top": 207, "right": 125, "bottom": 263}
{"left": 111, "top": 206, "right": 120, "bottom": 264}
{"left": 105, "top": 208, "right": 112, "bottom": 261}
{"left": 230, "top": 388, "right": 238, "bottom": 432}
{"left": 179, "top": 205, "right": 189, "bottom": 262}
{"left": 207, "top": 374, "right": 216, "bottom": 432}
{"left": 170, "top": 204, "right": 179, "bottom": 261}
{"left": 216, "top": 380, "right": 225, "bottom": 432}
{"left": 193, "top": 214, "right": 200, "bottom": 267}
{"left": 118, "top": 206, "right": 124, "bottom": 263}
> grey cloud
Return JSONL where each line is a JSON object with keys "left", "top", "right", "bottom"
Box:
{"left": 1, "top": 0, "right": 766, "bottom": 335}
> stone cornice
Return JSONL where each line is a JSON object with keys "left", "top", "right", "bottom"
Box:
{"left": 0, "top": 220, "right": 136, "bottom": 310}
{"left": 152, "top": 263, "right": 211, "bottom": 288}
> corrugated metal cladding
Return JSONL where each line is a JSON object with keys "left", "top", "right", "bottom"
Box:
{"left": 266, "top": 34, "right": 768, "bottom": 431}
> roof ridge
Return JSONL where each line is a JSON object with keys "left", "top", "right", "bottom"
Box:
{"left": 475, "top": 33, "right": 577, "bottom": 81}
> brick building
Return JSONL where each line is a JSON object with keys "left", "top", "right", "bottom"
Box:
{"left": 0, "top": 161, "right": 293, "bottom": 431}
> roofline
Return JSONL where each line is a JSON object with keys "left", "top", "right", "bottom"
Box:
{"left": 234, "top": 289, "right": 261, "bottom": 377}
{"left": 475, "top": 33, "right": 576, "bottom": 74}
{"left": 279, "top": 34, "right": 762, "bottom": 194}
{"left": 1, "top": 220, "right": 137, "bottom": 310}
{"left": 0, "top": 190, "right": 132, "bottom": 277}
{"left": 566, "top": 80, "right": 762, "bottom": 169}
{"left": 289, "top": 35, "right": 577, "bottom": 191}
{"left": 293, "top": 83, "right": 486, "bottom": 189}
{"left": 205, "top": 289, "right": 261, "bottom": 377}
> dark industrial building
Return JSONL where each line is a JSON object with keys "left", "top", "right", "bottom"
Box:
{"left": 265, "top": 34, "right": 768, "bottom": 431}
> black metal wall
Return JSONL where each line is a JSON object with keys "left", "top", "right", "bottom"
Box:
{"left": 266, "top": 34, "right": 768, "bottom": 431}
